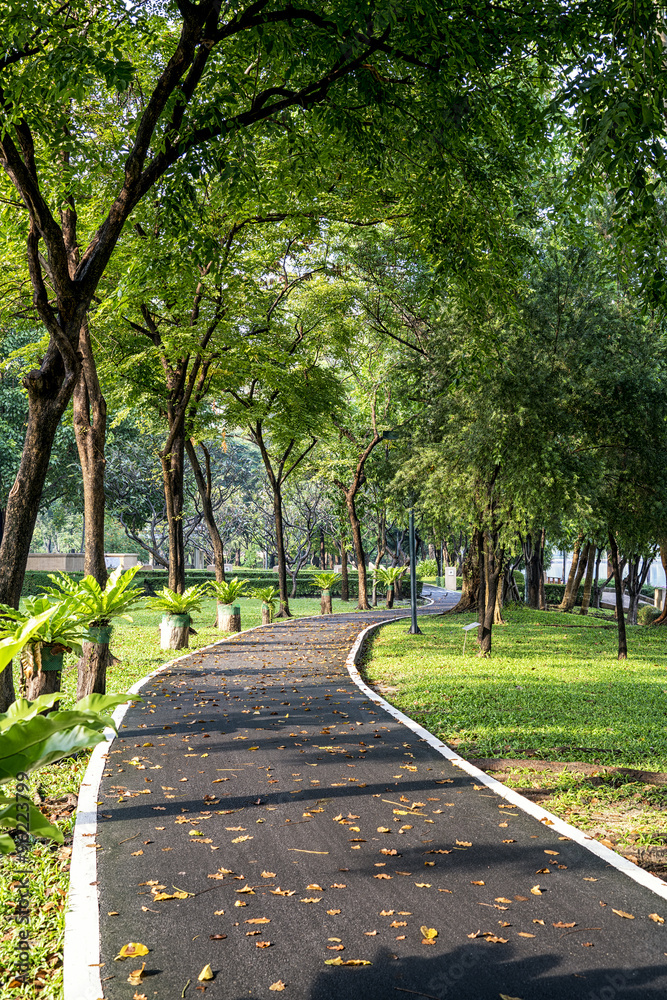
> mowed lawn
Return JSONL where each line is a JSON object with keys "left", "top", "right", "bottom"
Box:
{"left": 362, "top": 606, "right": 667, "bottom": 854}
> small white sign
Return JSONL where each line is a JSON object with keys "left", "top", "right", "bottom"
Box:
{"left": 462, "top": 623, "right": 477, "bottom": 631}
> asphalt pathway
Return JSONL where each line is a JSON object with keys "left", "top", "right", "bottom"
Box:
{"left": 94, "top": 595, "right": 667, "bottom": 999}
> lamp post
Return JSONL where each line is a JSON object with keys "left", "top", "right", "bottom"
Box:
{"left": 408, "top": 507, "right": 422, "bottom": 635}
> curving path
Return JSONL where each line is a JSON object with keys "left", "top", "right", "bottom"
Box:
{"left": 68, "top": 592, "right": 667, "bottom": 999}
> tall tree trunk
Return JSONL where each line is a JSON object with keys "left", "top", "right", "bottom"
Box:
{"left": 272, "top": 488, "right": 291, "bottom": 618}
{"left": 73, "top": 323, "right": 108, "bottom": 586}
{"left": 559, "top": 536, "right": 589, "bottom": 612}
{"left": 0, "top": 344, "right": 81, "bottom": 710}
{"left": 319, "top": 527, "right": 326, "bottom": 573}
{"left": 591, "top": 546, "right": 603, "bottom": 609}
{"left": 522, "top": 530, "right": 545, "bottom": 609}
{"left": 373, "top": 512, "right": 386, "bottom": 607}
{"left": 161, "top": 422, "right": 186, "bottom": 594}
{"left": 477, "top": 531, "right": 503, "bottom": 655}
{"left": 445, "top": 530, "right": 481, "bottom": 614}
{"left": 185, "top": 439, "right": 225, "bottom": 582}
{"left": 493, "top": 551, "right": 506, "bottom": 624}
{"left": 579, "top": 545, "right": 597, "bottom": 615}
{"left": 345, "top": 493, "right": 369, "bottom": 610}
{"left": 340, "top": 540, "right": 349, "bottom": 602}
{"left": 608, "top": 531, "right": 627, "bottom": 659}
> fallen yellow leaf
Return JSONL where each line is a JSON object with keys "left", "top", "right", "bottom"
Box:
{"left": 324, "top": 958, "right": 372, "bottom": 966}
{"left": 269, "top": 981, "right": 286, "bottom": 992}
{"left": 612, "top": 909, "right": 634, "bottom": 919}
{"left": 327, "top": 909, "right": 341, "bottom": 915}
{"left": 456, "top": 840, "right": 472, "bottom": 847}
{"left": 530, "top": 886, "right": 542, "bottom": 896}
{"left": 517, "top": 932, "right": 535, "bottom": 938}
{"left": 377, "top": 827, "right": 391, "bottom": 834}
{"left": 246, "top": 918, "right": 271, "bottom": 925}
{"left": 261, "top": 871, "right": 276, "bottom": 878}
{"left": 153, "top": 891, "right": 188, "bottom": 901}
{"left": 127, "top": 963, "right": 146, "bottom": 986}
{"left": 420, "top": 926, "right": 438, "bottom": 940}
{"left": 649, "top": 913, "right": 665, "bottom": 924}
{"left": 115, "top": 943, "right": 149, "bottom": 961}
{"left": 307, "top": 884, "right": 323, "bottom": 891}
{"left": 231, "top": 835, "right": 253, "bottom": 843}
{"left": 471, "top": 881, "right": 485, "bottom": 886}
{"left": 198, "top": 964, "right": 214, "bottom": 981}
{"left": 300, "top": 897, "right": 322, "bottom": 903}
{"left": 544, "top": 850, "right": 559, "bottom": 856}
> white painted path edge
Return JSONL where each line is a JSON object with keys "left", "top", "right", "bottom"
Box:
{"left": 345, "top": 613, "right": 667, "bottom": 904}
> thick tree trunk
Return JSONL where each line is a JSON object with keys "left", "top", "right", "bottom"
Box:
{"left": 73, "top": 323, "right": 108, "bottom": 586}
{"left": 522, "top": 530, "right": 545, "bottom": 609}
{"left": 320, "top": 591, "right": 332, "bottom": 614}
{"left": 160, "top": 618, "right": 189, "bottom": 649}
{"left": 261, "top": 605, "right": 272, "bottom": 626}
{"left": 340, "top": 541, "right": 349, "bottom": 602}
{"left": 477, "top": 531, "right": 503, "bottom": 655}
{"left": 346, "top": 493, "right": 369, "bottom": 610}
{"left": 386, "top": 586, "right": 394, "bottom": 609}
{"left": 559, "top": 536, "right": 589, "bottom": 612}
{"left": 216, "top": 604, "right": 241, "bottom": 631}
{"left": 185, "top": 440, "right": 225, "bottom": 582}
{"left": 445, "top": 530, "right": 481, "bottom": 614}
{"left": 608, "top": 531, "right": 627, "bottom": 659}
{"left": 0, "top": 344, "right": 81, "bottom": 709}
{"left": 579, "top": 545, "right": 597, "bottom": 615}
{"left": 76, "top": 641, "right": 111, "bottom": 699}
{"left": 161, "top": 423, "right": 186, "bottom": 594}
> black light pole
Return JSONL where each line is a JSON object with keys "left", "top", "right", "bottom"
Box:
{"left": 408, "top": 507, "right": 422, "bottom": 635}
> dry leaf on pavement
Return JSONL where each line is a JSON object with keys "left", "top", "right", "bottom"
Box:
{"left": 269, "top": 982, "right": 286, "bottom": 992}
{"left": 649, "top": 913, "right": 665, "bottom": 924}
{"left": 198, "top": 964, "right": 214, "bottom": 981}
{"left": 612, "top": 909, "right": 634, "bottom": 919}
{"left": 127, "top": 963, "right": 145, "bottom": 986}
{"left": 324, "top": 958, "right": 372, "bottom": 966}
{"left": 115, "top": 943, "right": 149, "bottom": 961}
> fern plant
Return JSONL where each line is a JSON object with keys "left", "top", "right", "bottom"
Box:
{"left": 374, "top": 566, "right": 405, "bottom": 591}
{"left": 209, "top": 578, "right": 248, "bottom": 605}
{"left": 45, "top": 566, "right": 143, "bottom": 626}
{"left": 313, "top": 572, "right": 340, "bottom": 593}
{"left": 145, "top": 584, "right": 207, "bottom": 616}
{"left": 0, "top": 597, "right": 92, "bottom": 655}
{"left": 250, "top": 586, "right": 278, "bottom": 617}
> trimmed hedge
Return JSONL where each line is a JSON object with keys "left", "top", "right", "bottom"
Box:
{"left": 20, "top": 568, "right": 422, "bottom": 601}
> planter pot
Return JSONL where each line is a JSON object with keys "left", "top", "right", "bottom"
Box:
{"left": 88, "top": 624, "right": 113, "bottom": 644}
{"left": 320, "top": 589, "right": 333, "bottom": 615}
{"left": 41, "top": 643, "right": 65, "bottom": 671}
{"left": 217, "top": 603, "right": 241, "bottom": 632}
{"left": 160, "top": 613, "right": 191, "bottom": 650}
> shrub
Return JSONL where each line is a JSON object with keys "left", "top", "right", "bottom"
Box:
{"left": 638, "top": 604, "right": 661, "bottom": 625}
{"left": 416, "top": 559, "right": 438, "bottom": 580}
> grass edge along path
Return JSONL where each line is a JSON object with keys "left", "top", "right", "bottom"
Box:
{"left": 362, "top": 605, "right": 667, "bottom": 870}
{"left": 1, "top": 596, "right": 391, "bottom": 1000}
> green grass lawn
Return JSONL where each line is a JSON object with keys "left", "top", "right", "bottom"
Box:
{"left": 362, "top": 605, "right": 667, "bottom": 856}
{"left": 2, "top": 595, "right": 377, "bottom": 1000}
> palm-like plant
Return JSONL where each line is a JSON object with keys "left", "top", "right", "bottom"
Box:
{"left": 45, "top": 567, "right": 143, "bottom": 627}
{"left": 250, "top": 586, "right": 278, "bottom": 622}
{"left": 145, "top": 584, "right": 208, "bottom": 617}
{"left": 374, "top": 565, "right": 406, "bottom": 608}
{"left": 209, "top": 578, "right": 248, "bottom": 605}
{"left": 313, "top": 572, "right": 340, "bottom": 593}
{"left": 0, "top": 597, "right": 92, "bottom": 655}
{"left": 374, "top": 566, "right": 405, "bottom": 590}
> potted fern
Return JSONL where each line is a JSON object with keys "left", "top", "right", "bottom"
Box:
{"left": 375, "top": 566, "right": 406, "bottom": 609}
{"left": 0, "top": 597, "right": 92, "bottom": 702}
{"left": 314, "top": 572, "right": 339, "bottom": 615}
{"left": 209, "top": 577, "right": 247, "bottom": 631}
{"left": 146, "top": 585, "right": 207, "bottom": 650}
{"left": 44, "top": 567, "right": 144, "bottom": 698}
{"left": 250, "top": 586, "right": 278, "bottom": 626}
